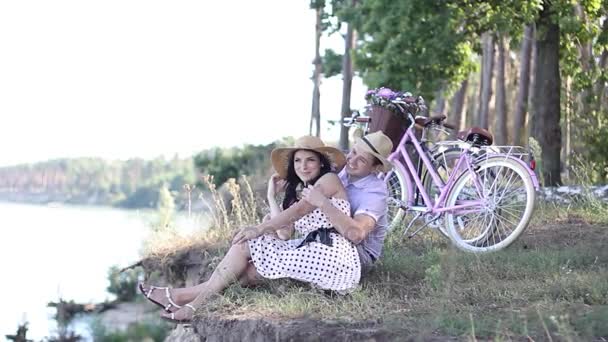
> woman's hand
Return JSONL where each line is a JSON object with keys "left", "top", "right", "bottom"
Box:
{"left": 267, "top": 173, "right": 286, "bottom": 199}
{"left": 301, "top": 184, "right": 328, "bottom": 208}
{"left": 232, "top": 225, "right": 264, "bottom": 245}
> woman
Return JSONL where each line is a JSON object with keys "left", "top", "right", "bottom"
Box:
{"left": 139, "top": 136, "right": 361, "bottom": 323}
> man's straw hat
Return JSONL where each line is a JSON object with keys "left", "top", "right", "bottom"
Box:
{"left": 354, "top": 131, "right": 393, "bottom": 172}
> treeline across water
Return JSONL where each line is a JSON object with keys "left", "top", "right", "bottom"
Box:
{"left": 0, "top": 141, "right": 284, "bottom": 209}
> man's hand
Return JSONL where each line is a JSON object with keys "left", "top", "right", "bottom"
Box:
{"left": 232, "top": 225, "right": 263, "bottom": 245}
{"left": 301, "top": 185, "right": 328, "bottom": 208}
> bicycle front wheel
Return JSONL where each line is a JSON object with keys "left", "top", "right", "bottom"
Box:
{"left": 444, "top": 157, "right": 535, "bottom": 253}
{"left": 385, "top": 166, "right": 410, "bottom": 229}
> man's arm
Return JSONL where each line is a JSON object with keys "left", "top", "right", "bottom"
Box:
{"left": 301, "top": 184, "right": 377, "bottom": 244}
{"left": 315, "top": 195, "right": 375, "bottom": 244}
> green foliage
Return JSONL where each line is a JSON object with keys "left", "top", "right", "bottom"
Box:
{"left": 348, "top": 0, "right": 548, "bottom": 102}
{"left": 580, "top": 126, "right": 608, "bottom": 182}
{"left": 321, "top": 48, "right": 343, "bottom": 78}
{"left": 557, "top": 0, "right": 608, "bottom": 182}
{"left": 351, "top": 0, "right": 479, "bottom": 101}
{"left": 310, "top": 0, "right": 336, "bottom": 32}
{"left": 193, "top": 142, "right": 277, "bottom": 187}
{"left": 346, "top": 0, "right": 606, "bottom": 182}
{"left": 106, "top": 265, "right": 141, "bottom": 302}
{"left": 117, "top": 187, "right": 159, "bottom": 209}
{"left": 89, "top": 318, "right": 169, "bottom": 342}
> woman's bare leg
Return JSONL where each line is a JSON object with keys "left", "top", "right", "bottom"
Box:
{"left": 142, "top": 243, "right": 255, "bottom": 312}
{"left": 160, "top": 242, "right": 252, "bottom": 320}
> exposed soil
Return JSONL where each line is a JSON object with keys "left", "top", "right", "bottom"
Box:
{"left": 518, "top": 219, "right": 607, "bottom": 249}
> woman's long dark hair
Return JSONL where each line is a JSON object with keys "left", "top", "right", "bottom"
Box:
{"left": 282, "top": 150, "right": 332, "bottom": 210}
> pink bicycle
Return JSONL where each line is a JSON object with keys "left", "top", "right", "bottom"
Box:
{"left": 344, "top": 90, "right": 539, "bottom": 253}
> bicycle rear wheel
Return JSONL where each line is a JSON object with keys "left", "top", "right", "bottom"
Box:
{"left": 444, "top": 157, "right": 535, "bottom": 253}
{"left": 385, "top": 166, "right": 409, "bottom": 229}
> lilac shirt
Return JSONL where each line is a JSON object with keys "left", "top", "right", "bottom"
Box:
{"left": 338, "top": 169, "right": 389, "bottom": 266}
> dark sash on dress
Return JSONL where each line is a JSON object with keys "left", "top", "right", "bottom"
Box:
{"left": 296, "top": 228, "right": 339, "bottom": 248}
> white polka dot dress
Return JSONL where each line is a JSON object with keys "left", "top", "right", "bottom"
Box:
{"left": 248, "top": 198, "right": 361, "bottom": 292}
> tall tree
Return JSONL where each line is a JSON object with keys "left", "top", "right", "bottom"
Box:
{"left": 477, "top": 32, "right": 495, "bottom": 129}
{"left": 513, "top": 25, "right": 534, "bottom": 146}
{"left": 433, "top": 86, "right": 448, "bottom": 116}
{"left": 338, "top": 0, "right": 357, "bottom": 150}
{"left": 530, "top": 3, "right": 561, "bottom": 186}
{"left": 494, "top": 34, "right": 508, "bottom": 145}
{"left": 597, "top": 17, "right": 608, "bottom": 113}
{"left": 449, "top": 79, "right": 469, "bottom": 134}
{"left": 309, "top": 0, "right": 325, "bottom": 137}
{"left": 596, "top": 19, "right": 608, "bottom": 114}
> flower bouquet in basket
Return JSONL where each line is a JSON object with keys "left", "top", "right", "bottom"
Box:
{"left": 363, "top": 87, "right": 427, "bottom": 150}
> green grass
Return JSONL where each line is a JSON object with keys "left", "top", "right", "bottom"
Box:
{"left": 191, "top": 206, "right": 608, "bottom": 340}
{"left": 139, "top": 183, "right": 608, "bottom": 340}
{"left": 533, "top": 193, "right": 608, "bottom": 226}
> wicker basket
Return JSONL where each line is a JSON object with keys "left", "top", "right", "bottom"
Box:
{"left": 368, "top": 105, "right": 410, "bottom": 151}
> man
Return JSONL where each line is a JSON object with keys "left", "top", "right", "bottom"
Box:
{"left": 301, "top": 131, "right": 393, "bottom": 270}
{"left": 252, "top": 131, "right": 393, "bottom": 271}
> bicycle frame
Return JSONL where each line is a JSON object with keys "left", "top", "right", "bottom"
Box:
{"left": 385, "top": 121, "right": 539, "bottom": 216}
{"left": 386, "top": 125, "right": 481, "bottom": 215}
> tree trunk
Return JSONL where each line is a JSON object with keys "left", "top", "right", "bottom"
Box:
{"left": 564, "top": 77, "right": 571, "bottom": 180}
{"left": 594, "top": 20, "right": 608, "bottom": 114}
{"left": 599, "top": 49, "right": 608, "bottom": 114}
{"left": 572, "top": 3, "right": 593, "bottom": 154}
{"left": 310, "top": 5, "right": 323, "bottom": 137}
{"left": 339, "top": 2, "right": 357, "bottom": 151}
{"left": 513, "top": 25, "right": 533, "bottom": 146}
{"left": 466, "top": 74, "right": 478, "bottom": 129}
{"left": 433, "top": 86, "right": 447, "bottom": 116}
{"left": 449, "top": 79, "right": 468, "bottom": 136}
{"left": 494, "top": 35, "right": 508, "bottom": 145}
{"left": 530, "top": 3, "right": 561, "bottom": 186}
{"left": 477, "top": 32, "right": 495, "bottom": 129}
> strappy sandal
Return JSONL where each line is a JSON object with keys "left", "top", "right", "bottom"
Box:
{"left": 160, "top": 304, "right": 196, "bottom": 323}
{"left": 138, "top": 283, "right": 182, "bottom": 313}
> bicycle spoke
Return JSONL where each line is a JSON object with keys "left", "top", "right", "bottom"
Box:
{"left": 493, "top": 168, "right": 519, "bottom": 204}
{"left": 499, "top": 209, "right": 526, "bottom": 221}
{"left": 495, "top": 210, "right": 518, "bottom": 231}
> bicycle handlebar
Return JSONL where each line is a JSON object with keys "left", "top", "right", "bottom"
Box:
{"left": 342, "top": 111, "right": 372, "bottom": 127}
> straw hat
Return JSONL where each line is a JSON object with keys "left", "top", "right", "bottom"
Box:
{"left": 354, "top": 131, "right": 393, "bottom": 172}
{"left": 271, "top": 136, "right": 346, "bottom": 179}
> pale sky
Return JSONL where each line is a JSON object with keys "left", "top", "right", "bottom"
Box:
{"left": 0, "top": 1, "right": 367, "bottom": 167}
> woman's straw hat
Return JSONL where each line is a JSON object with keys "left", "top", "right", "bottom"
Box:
{"left": 271, "top": 136, "right": 346, "bottom": 179}
{"left": 354, "top": 131, "right": 393, "bottom": 172}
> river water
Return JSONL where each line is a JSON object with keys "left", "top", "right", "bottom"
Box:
{"left": 0, "top": 202, "right": 204, "bottom": 340}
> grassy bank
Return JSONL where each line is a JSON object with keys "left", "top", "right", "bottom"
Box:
{"left": 186, "top": 205, "right": 608, "bottom": 340}
{"left": 140, "top": 179, "right": 608, "bottom": 340}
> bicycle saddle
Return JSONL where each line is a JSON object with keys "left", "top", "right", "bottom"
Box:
{"left": 457, "top": 127, "right": 494, "bottom": 145}
{"left": 415, "top": 114, "right": 445, "bottom": 126}
{"left": 414, "top": 114, "right": 457, "bottom": 129}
